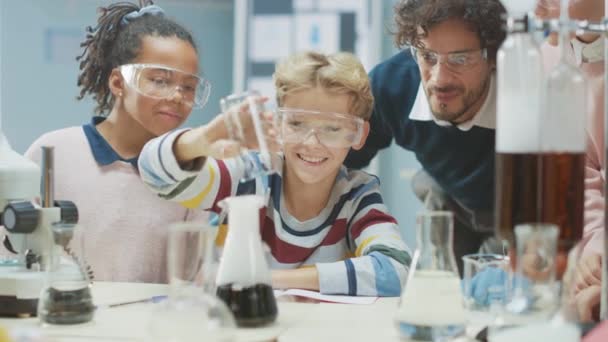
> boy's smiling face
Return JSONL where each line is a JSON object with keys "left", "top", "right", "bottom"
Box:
{"left": 281, "top": 87, "right": 367, "bottom": 186}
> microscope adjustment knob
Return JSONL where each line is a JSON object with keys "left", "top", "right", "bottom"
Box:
{"left": 55, "top": 200, "right": 79, "bottom": 224}
{"left": 2, "top": 202, "right": 39, "bottom": 234}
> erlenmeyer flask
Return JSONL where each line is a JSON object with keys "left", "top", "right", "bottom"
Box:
{"left": 38, "top": 223, "right": 94, "bottom": 325}
{"left": 396, "top": 211, "right": 465, "bottom": 341}
{"left": 215, "top": 195, "right": 278, "bottom": 327}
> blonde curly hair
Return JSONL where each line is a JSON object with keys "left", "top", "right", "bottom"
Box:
{"left": 273, "top": 51, "right": 374, "bottom": 120}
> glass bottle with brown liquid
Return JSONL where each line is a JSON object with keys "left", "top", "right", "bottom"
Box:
{"left": 215, "top": 195, "right": 278, "bottom": 327}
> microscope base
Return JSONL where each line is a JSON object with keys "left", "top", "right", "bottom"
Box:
{"left": 0, "top": 267, "right": 44, "bottom": 317}
{"left": 0, "top": 296, "right": 37, "bottom": 317}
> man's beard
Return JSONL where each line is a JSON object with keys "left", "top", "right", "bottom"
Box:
{"left": 427, "top": 75, "right": 491, "bottom": 123}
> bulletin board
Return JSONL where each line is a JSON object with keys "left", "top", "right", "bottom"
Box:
{"left": 233, "top": 0, "right": 382, "bottom": 107}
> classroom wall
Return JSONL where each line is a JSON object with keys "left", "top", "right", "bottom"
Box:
{"left": 0, "top": 0, "right": 421, "bottom": 248}
{"left": 0, "top": 0, "right": 234, "bottom": 153}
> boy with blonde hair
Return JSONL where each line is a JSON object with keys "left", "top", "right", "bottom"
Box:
{"left": 139, "top": 51, "right": 411, "bottom": 296}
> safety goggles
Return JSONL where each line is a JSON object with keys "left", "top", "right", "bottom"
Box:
{"left": 411, "top": 47, "right": 488, "bottom": 73}
{"left": 277, "top": 108, "right": 365, "bottom": 148}
{"left": 119, "top": 63, "right": 211, "bottom": 108}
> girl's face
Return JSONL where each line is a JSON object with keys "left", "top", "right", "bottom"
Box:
{"left": 115, "top": 35, "right": 200, "bottom": 136}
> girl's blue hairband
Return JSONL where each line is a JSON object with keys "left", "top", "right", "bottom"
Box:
{"left": 121, "top": 5, "right": 165, "bottom": 26}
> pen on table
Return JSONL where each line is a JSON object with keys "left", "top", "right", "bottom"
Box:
{"left": 101, "top": 295, "right": 168, "bottom": 308}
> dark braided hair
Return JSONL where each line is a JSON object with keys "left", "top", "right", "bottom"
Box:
{"left": 77, "top": 0, "right": 197, "bottom": 115}
{"left": 393, "top": 0, "right": 506, "bottom": 60}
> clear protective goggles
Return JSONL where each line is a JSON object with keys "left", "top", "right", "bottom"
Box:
{"left": 119, "top": 63, "right": 211, "bottom": 108}
{"left": 411, "top": 47, "right": 488, "bottom": 73}
{"left": 277, "top": 108, "right": 365, "bottom": 148}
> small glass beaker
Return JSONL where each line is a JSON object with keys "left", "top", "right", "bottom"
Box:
{"left": 462, "top": 254, "right": 509, "bottom": 324}
{"left": 220, "top": 90, "right": 280, "bottom": 182}
{"left": 38, "top": 223, "right": 95, "bottom": 325}
{"left": 147, "top": 218, "right": 236, "bottom": 342}
{"left": 396, "top": 211, "right": 466, "bottom": 341}
{"left": 506, "top": 223, "right": 560, "bottom": 321}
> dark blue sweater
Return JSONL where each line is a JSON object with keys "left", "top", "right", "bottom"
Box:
{"left": 345, "top": 51, "right": 495, "bottom": 212}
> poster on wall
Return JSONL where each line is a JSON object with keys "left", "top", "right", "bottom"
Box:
{"left": 235, "top": 0, "right": 378, "bottom": 108}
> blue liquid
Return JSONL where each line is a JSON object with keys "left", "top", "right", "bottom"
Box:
{"left": 397, "top": 322, "right": 465, "bottom": 341}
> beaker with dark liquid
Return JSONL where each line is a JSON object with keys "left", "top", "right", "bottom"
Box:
{"left": 38, "top": 223, "right": 94, "bottom": 325}
{"left": 215, "top": 195, "right": 278, "bottom": 327}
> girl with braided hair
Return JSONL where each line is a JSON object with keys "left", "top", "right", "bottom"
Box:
{"left": 22, "top": 0, "right": 210, "bottom": 283}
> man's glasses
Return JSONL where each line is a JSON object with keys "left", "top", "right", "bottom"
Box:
{"left": 411, "top": 47, "right": 488, "bottom": 73}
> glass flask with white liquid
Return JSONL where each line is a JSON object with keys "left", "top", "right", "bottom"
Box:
{"left": 396, "top": 211, "right": 466, "bottom": 341}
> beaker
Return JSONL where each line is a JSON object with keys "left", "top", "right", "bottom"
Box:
{"left": 462, "top": 253, "right": 510, "bottom": 316}
{"left": 147, "top": 218, "right": 236, "bottom": 342}
{"left": 506, "top": 223, "right": 560, "bottom": 321}
{"left": 220, "top": 90, "right": 280, "bottom": 182}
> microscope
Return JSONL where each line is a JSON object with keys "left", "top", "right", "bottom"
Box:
{"left": 0, "top": 130, "right": 78, "bottom": 317}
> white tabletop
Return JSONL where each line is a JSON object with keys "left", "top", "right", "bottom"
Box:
{"left": 0, "top": 282, "right": 407, "bottom": 342}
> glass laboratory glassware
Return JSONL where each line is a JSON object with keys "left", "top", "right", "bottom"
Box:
{"left": 220, "top": 90, "right": 280, "bottom": 182}
{"left": 38, "top": 223, "right": 94, "bottom": 325}
{"left": 396, "top": 211, "right": 466, "bottom": 341}
{"left": 537, "top": 0, "right": 586, "bottom": 255}
{"left": 215, "top": 195, "right": 278, "bottom": 327}
{"left": 495, "top": 0, "right": 545, "bottom": 251}
{"left": 462, "top": 253, "right": 510, "bottom": 324}
{"left": 147, "top": 218, "right": 236, "bottom": 342}
{"left": 506, "top": 223, "right": 560, "bottom": 321}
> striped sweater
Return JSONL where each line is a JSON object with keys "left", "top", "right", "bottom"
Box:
{"left": 139, "top": 129, "right": 412, "bottom": 296}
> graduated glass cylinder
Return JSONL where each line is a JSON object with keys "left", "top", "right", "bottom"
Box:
{"left": 495, "top": 30, "right": 545, "bottom": 250}
{"left": 537, "top": 1, "right": 586, "bottom": 253}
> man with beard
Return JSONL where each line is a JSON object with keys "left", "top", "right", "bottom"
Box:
{"left": 345, "top": 0, "right": 507, "bottom": 271}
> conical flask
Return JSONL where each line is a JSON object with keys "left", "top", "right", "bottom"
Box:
{"left": 215, "top": 195, "right": 277, "bottom": 327}
{"left": 396, "top": 211, "right": 465, "bottom": 341}
{"left": 38, "top": 223, "right": 94, "bottom": 325}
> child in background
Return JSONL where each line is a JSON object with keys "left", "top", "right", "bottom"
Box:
{"left": 23, "top": 0, "right": 209, "bottom": 283}
{"left": 139, "top": 51, "right": 411, "bottom": 296}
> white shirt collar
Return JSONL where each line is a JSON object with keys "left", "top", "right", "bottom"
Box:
{"left": 409, "top": 75, "right": 496, "bottom": 131}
